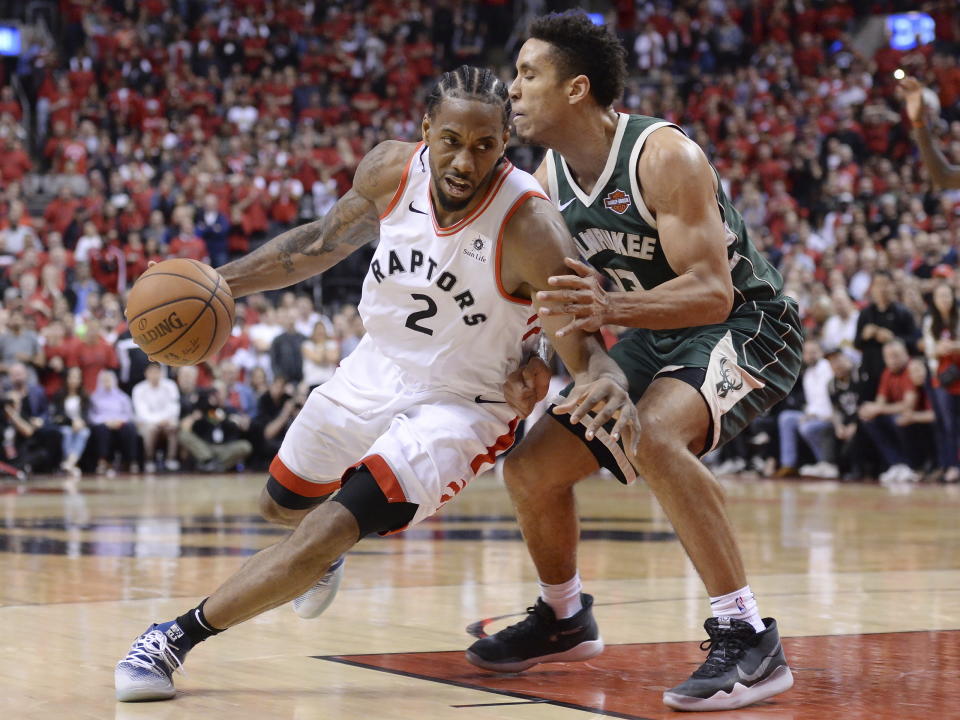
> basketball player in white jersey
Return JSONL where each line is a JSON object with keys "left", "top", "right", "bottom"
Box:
{"left": 115, "top": 66, "right": 638, "bottom": 702}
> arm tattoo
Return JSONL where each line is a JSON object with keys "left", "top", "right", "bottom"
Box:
{"left": 276, "top": 192, "right": 379, "bottom": 275}
{"left": 274, "top": 142, "right": 394, "bottom": 275}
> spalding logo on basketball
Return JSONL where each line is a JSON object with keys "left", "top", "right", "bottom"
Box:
{"left": 125, "top": 258, "right": 235, "bottom": 366}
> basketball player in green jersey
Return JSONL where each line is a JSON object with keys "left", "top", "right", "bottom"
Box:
{"left": 466, "top": 12, "right": 802, "bottom": 712}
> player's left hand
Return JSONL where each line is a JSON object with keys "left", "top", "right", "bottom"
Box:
{"left": 537, "top": 257, "right": 610, "bottom": 336}
{"left": 898, "top": 76, "right": 924, "bottom": 125}
{"left": 553, "top": 375, "right": 639, "bottom": 455}
{"left": 502, "top": 356, "right": 551, "bottom": 418}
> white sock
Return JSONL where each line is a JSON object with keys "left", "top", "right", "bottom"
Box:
{"left": 539, "top": 573, "right": 583, "bottom": 619}
{"left": 709, "top": 585, "right": 765, "bottom": 633}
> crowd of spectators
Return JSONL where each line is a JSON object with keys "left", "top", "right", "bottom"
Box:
{"left": 0, "top": 0, "right": 959, "bottom": 481}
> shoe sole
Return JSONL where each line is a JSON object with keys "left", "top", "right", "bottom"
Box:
{"left": 293, "top": 559, "right": 345, "bottom": 619}
{"left": 115, "top": 676, "right": 176, "bottom": 702}
{"left": 662, "top": 664, "right": 794, "bottom": 711}
{"left": 465, "top": 638, "right": 605, "bottom": 673}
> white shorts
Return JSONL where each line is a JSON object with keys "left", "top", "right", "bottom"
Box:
{"left": 270, "top": 337, "right": 518, "bottom": 530}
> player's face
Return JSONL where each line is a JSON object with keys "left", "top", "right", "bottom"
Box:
{"left": 509, "top": 39, "right": 571, "bottom": 145}
{"left": 422, "top": 97, "right": 509, "bottom": 212}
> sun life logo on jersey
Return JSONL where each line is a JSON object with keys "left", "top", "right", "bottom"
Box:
{"left": 715, "top": 356, "right": 744, "bottom": 399}
{"left": 463, "top": 236, "right": 487, "bottom": 263}
{"left": 603, "top": 188, "right": 632, "bottom": 215}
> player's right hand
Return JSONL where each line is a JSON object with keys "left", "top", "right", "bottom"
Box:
{"left": 899, "top": 76, "right": 924, "bottom": 125}
{"left": 503, "top": 356, "right": 551, "bottom": 418}
{"left": 553, "top": 376, "right": 640, "bottom": 455}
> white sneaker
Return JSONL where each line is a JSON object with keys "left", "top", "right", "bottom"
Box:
{"left": 293, "top": 556, "right": 345, "bottom": 619}
{"left": 144, "top": 461, "right": 157, "bottom": 474}
{"left": 899, "top": 466, "right": 919, "bottom": 483}
{"left": 880, "top": 463, "right": 912, "bottom": 484}
{"left": 165, "top": 459, "right": 180, "bottom": 472}
{"left": 713, "top": 458, "right": 746, "bottom": 476}
{"left": 801, "top": 462, "right": 839, "bottom": 479}
{"left": 115, "top": 623, "right": 190, "bottom": 702}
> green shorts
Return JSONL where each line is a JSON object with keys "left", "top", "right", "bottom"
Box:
{"left": 550, "top": 297, "right": 803, "bottom": 484}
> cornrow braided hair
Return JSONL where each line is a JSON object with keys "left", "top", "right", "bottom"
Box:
{"left": 425, "top": 65, "right": 511, "bottom": 128}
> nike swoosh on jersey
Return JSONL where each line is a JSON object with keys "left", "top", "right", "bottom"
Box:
{"left": 558, "top": 198, "right": 576, "bottom": 211}
{"left": 474, "top": 395, "right": 507, "bottom": 404}
{"left": 736, "top": 644, "right": 779, "bottom": 683}
{"left": 409, "top": 201, "right": 428, "bottom": 215}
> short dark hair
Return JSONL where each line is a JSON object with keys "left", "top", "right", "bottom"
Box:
{"left": 425, "top": 65, "right": 511, "bottom": 128}
{"left": 528, "top": 11, "right": 627, "bottom": 108}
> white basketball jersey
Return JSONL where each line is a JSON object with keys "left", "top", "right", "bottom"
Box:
{"left": 358, "top": 143, "right": 547, "bottom": 399}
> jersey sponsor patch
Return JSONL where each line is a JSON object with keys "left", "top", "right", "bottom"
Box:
{"left": 462, "top": 235, "right": 489, "bottom": 263}
{"left": 603, "top": 188, "right": 632, "bottom": 214}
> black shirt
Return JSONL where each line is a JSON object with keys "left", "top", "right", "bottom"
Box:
{"left": 854, "top": 302, "right": 918, "bottom": 396}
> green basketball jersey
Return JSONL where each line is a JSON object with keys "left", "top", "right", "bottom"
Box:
{"left": 546, "top": 113, "right": 784, "bottom": 309}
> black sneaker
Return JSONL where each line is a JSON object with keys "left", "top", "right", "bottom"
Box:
{"left": 663, "top": 617, "right": 794, "bottom": 711}
{"left": 465, "top": 594, "right": 604, "bottom": 673}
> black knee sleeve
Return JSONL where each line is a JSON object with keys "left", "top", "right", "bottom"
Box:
{"left": 332, "top": 465, "right": 419, "bottom": 538}
{"left": 265, "top": 474, "right": 331, "bottom": 510}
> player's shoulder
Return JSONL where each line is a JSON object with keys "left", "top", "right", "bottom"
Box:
{"left": 639, "top": 125, "right": 705, "bottom": 175}
{"left": 354, "top": 140, "right": 423, "bottom": 202}
{"left": 636, "top": 127, "right": 714, "bottom": 204}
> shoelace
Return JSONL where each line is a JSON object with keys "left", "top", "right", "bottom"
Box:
{"left": 122, "top": 630, "right": 186, "bottom": 677}
{"left": 692, "top": 628, "right": 752, "bottom": 678}
{"left": 496, "top": 603, "right": 551, "bottom": 641}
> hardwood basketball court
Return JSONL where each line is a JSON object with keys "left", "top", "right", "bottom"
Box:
{"left": 2, "top": 469, "right": 958, "bottom": 719}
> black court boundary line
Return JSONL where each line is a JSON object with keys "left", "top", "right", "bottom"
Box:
{"left": 316, "top": 629, "right": 960, "bottom": 720}
{"left": 452, "top": 699, "right": 549, "bottom": 708}
{"left": 316, "top": 655, "right": 656, "bottom": 720}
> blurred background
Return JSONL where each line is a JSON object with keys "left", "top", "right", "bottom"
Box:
{"left": 0, "top": 0, "right": 958, "bottom": 484}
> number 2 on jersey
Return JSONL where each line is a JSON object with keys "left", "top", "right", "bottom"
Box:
{"left": 405, "top": 293, "right": 437, "bottom": 335}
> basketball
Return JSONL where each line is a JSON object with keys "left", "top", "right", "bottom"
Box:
{"left": 125, "top": 259, "right": 235, "bottom": 366}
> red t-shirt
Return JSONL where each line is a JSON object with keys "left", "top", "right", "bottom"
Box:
{"left": 170, "top": 234, "right": 209, "bottom": 261}
{"left": 74, "top": 338, "right": 119, "bottom": 394}
{"left": 41, "top": 337, "right": 81, "bottom": 397}
{"left": 877, "top": 367, "right": 913, "bottom": 404}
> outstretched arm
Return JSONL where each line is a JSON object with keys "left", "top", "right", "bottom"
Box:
{"left": 217, "top": 141, "right": 413, "bottom": 297}
{"left": 502, "top": 195, "right": 639, "bottom": 446}
{"left": 901, "top": 76, "right": 960, "bottom": 190}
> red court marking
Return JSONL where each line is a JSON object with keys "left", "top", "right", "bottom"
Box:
{"left": 325, "top": 630, "right": 960, "bottom": 719}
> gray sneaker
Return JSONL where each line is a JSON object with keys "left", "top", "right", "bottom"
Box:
{"left": 293, "top": 556, "right": 345, "bottom": 618}
{"left": 662, "top": 617, "right": 793, "bottom": 711}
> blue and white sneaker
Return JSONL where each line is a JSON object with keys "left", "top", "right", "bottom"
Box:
{"left": 293, "top": 556, "right": 345, "bottom": 619}
{"left": 115, "top": 621, "right": 193, "bottom": 702}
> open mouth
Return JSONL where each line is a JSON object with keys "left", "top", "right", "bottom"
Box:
{"left": 444, "top": 176, "right": 472, "bottom": 197}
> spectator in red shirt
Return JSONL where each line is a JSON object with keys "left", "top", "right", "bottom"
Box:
{"left": 858, "top": 340, "right": 931, "bottom": 482}
{"left": 74, "top": 316, "right": 120, "bottom": 394}
{"left": 123, "top": 231, "right": 149, "bottom": 283}
{"left": 46, "top": 75, "right": 78, "bottom": 132}
{"left": 89, "top": 230, "right": 126, "bottom": 294}
{"left": 0, "top": 86, "right": 22, "bottom": 121}
{"left": 44, "top": 186, "right": 82, "bottom": 235}
{"left": 169, "top": 218, "right": 210, "bottom": 262}
{"left": 39, "top": 320, "right": 80, "bottom": 398}
{"left": 0, "top": 138, "right": 32, "bottom": 184}
{"left": 793, "top": 33, "right": 824, "bottom": 78}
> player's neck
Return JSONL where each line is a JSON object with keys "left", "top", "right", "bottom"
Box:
{"left": 548, "top": 107, "right": 620, "bottom": 194}
{"left": 430, "top": 161, "right": 503, "bottom": 228}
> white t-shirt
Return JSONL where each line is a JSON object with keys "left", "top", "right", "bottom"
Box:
{"left": 132, "top": 378, "right": 181, "bottom": 424}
